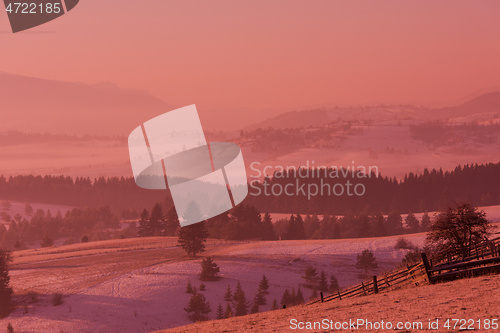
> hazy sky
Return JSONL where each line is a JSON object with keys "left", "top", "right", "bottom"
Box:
{"left": 1, "top": 1, "right": 500, "bottom": 127}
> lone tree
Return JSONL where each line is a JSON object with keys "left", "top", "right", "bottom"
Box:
{"left": 0, "top": 250, "right": 13, "bottom": 318}
{"left": 355, "top": 249, "right": 378, "bottom": 276}
{"left": 184, "top": 292, "right": 211, "bottom": 322}
{"left": 200, "top": 257, "right": 220, "bottom": 281}
{"left": 177, "top": 202, "right": 209, "bottom": 257}
{"left": 426, "top": 203, "right": 492, "bottom": 261}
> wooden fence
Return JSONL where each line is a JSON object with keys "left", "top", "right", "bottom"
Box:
{"left": 308, "top": 235, "right": 500, "bottom": 306}
{"left": 308, "top": 262, "right": 427, "bottom": 305}
{"left": 422, "top": 236, "right": 500, "bottom": 284}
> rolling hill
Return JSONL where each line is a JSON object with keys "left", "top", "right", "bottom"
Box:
{"left": 0, "top": 72, "right": 176, "bottom": 136}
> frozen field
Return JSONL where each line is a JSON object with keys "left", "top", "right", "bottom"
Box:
{"left": 1, "top": 234, "right": 425, "bottom": 333}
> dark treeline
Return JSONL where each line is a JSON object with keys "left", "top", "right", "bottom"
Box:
{"left": 0, "top": 131, "right": 127, "bottom": 146}
{"left": 0, "top": 206, "right": 121, "bottom": 249}
{"left": 0, "top": 175, "right": 173, "bottom": 213}
{"left": 0, "top": 162, "right": 499, "bottom": 217}
{"left": 245, "top": 162, "right": 500, "bottom": 215}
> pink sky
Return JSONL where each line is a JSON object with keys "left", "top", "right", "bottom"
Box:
{"left": 1, "top": 1, "right": 500, "bottom": 128}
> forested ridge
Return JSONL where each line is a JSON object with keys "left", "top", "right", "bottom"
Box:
{"left": 0, "top": 162, "right": 499, "bottom": 216}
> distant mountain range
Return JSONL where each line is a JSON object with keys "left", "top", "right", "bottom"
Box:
{"left": 0, "top": 72, "right": 175, "bottom": 135}
{"left": 1, "top": 71, "right": 499, "bottom": 135}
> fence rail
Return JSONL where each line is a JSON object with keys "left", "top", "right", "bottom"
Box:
{"left": 308, "top": 236, "right": 500, "bottom": 306}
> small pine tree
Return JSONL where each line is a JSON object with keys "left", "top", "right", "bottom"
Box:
{"left": 258, "top": 274, "right": 270, "bottom": 294}
{"left": 224, "top": 303, "right": 233, "bottom": 318}
{"left": 200, "top": 256, "right": 220, "bottom": 281}
{"left": 148, "top": 203, "right": 165, "bottom": 236}
{"left": 355, "top": 249, "right": 378, "bottom": 276}
{"left": 186, "top": 280, "right": 193, "bottom": 294}
{"left": 232, "top": 281, "right": 248, "bottom": 316}
{"left": 184, "top": 292, "right": 211, "bottom": 322}
{"left": 271, "top": 299, "right": 279, "bottom": 310}
{"left": 280, "top": 289, "right": 290, "bottom": 308}
{"left": 250, "top": 302, "right": 259, "bottom": 314}
{"left": 329, "top": 274, "right": 339, "bottom": 293}
{"left": 6, "top": 323, "right": 14, "bottom": 333}
{"left": 177, "top": 202, "right": 209, "bottom": 257}
{"left": 0, "top": 250, "right": 13, "bottom": 318}
{"left": 318, "top": 270, "right": 328, "bottom": 292}
{"left": 199, "top": 283, "right": 206, "bottom": 291}
{"left": 224, "top": 284, "right": 232, "bottom": 302}
{"left": 254, "top": 290, "right": 266, "bottom": 306}
{"left": 302, "top": 265, "right": 318, "bottom": 288}
{"left": 137, "top": 209, "right": 150, "bottom": 237}
{"left": 296, "top": 287, "right": 305, "bottom": 305}
{"left": 420, "top": 212, "right": 431, "bottom": 232}
{"left": 216, "top": 303, "right": 224, "bottom": 320}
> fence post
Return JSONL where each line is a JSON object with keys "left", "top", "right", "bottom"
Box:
{"left": 338, "top": 290, "right": 342, "bottom": 300}
{"left": 384, "top": 274, "right": 390, "bottom": 287}
{"left": 361, "top": 282, "right": 367, "bottom": 296}
{"left": 421, "top": 253, "right": 433, "bottom": 284}
{"left": 320, "top": 292, "right": 324, "bottom": 302}
{"left": 373, "top": 276, "right": 378, "bottom": 294}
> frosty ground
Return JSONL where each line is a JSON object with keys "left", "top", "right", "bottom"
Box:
{"left": 2, "top": 234, "right": 426, "bottom": 333}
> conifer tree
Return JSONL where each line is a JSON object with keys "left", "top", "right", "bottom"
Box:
{"left": 329, "top": 274, "right": 339, "bottom": 293}
{"left": 232, "top": 281, "right": 248, "bottom": 316}
{"left": 258, "top": 274, "right": 269, "bottom": 294}
{"left": 137, "top": 209, "right": 150, "bottom": 237}
{"left": 318, "top": 270, "right": 329, "bottom": 292}
{"left": 200, "top": 256, "right": 220, "bottom": 281}
{"left": 420, "top": 212, "right": 431, "bottom": 232}
{"left": 262, "top": 213, "right": 277, "bottom": 240}
{"left": 280, "top": 289, "right": 290, "bottom": 307}
{"left": 224, "top": 284, "right": 232, "bottom": 302}
{"left": 250, "top": 302, "right": 259, "bottom": 314}
{"left": 224, "top": 303, "right": 233, "bottom": 318}
{"left": 405, "top": 212, "right": 420, "bottom": 233}
{"left": 302, "top": 265, "right": 318, "bottom": 288}
{"left": 177, "top": 202, "right": 209, "bottom": 257}
{"left": 165, "top": 206, "right": 180, "bottom": 236}
{"left": 216, "top": 303, "right": 224, "bottom": 320}
{"left": 0, "top": 250, "right": 13, "bottom": 318}
{"left": 355, "top": 249, "right": 378, "bottom": 276}
{"left": 199, "top": 283, "right": 206, "bottom": 291}
{"left": 184, "top": 292, "right": 211, "bottom": 322}
{"left": 254, "top": 289, "right": 266, "bottom": 306}
{"left": 149, "top": 203, "right": 165, "bottom": 236}
{"left": 271, "top": 299, "right": 279, "bottom": 310}
{"left": 185, "top": 280, "right": 193, "bottom": 294}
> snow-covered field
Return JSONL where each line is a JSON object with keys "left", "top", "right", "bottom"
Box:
{"left": 1, "top": 234, "right": 425, "bottom": 333}
{"left": 162, "top": 273, "right": 500, "bottom": 333}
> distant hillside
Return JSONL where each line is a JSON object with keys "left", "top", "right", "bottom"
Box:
{"left": 438, "top": 91, "right": 500, "bottom": 118}
{"left": 0, "top": 72, "right": 175, "bottom": 135}
{"left": 243, "top": 92, "right": 500, "bottom": 130}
